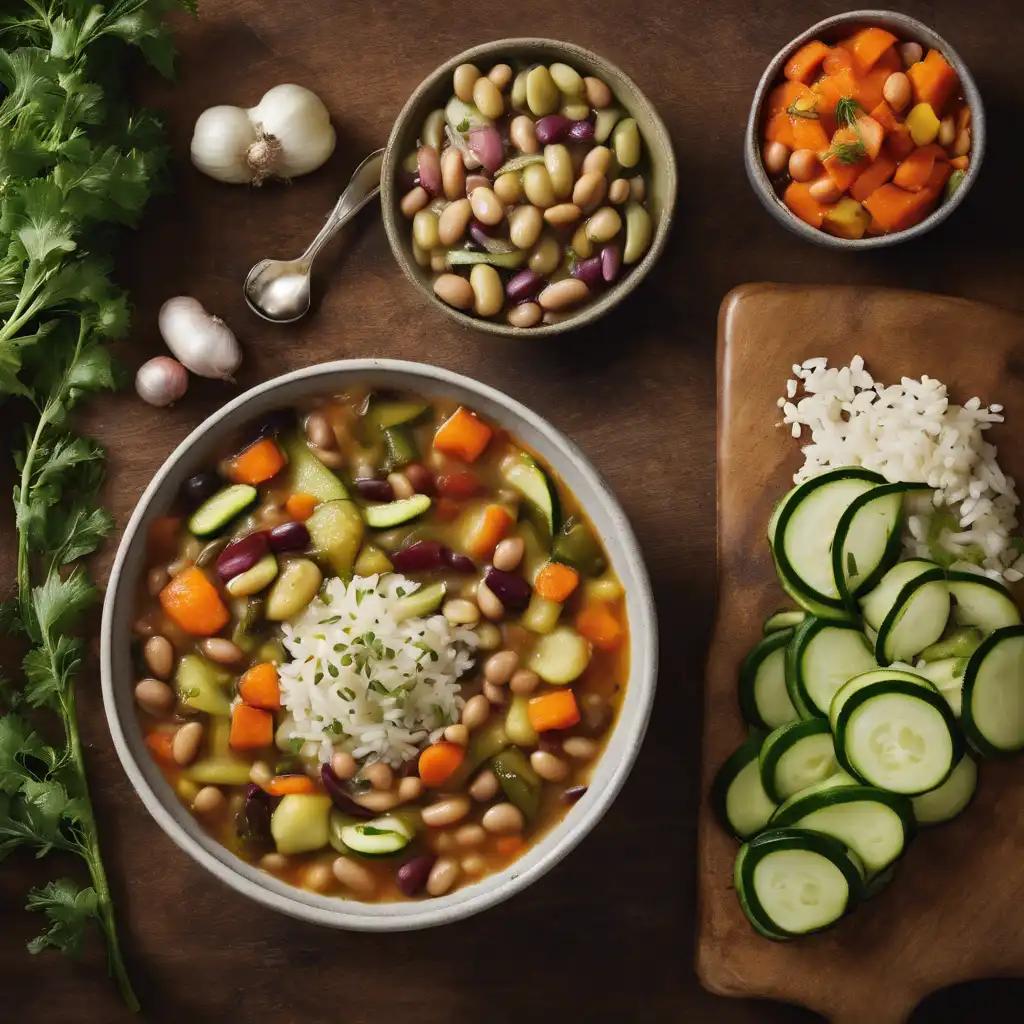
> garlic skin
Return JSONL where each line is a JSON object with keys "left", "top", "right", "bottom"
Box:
{"left": 158, "top": 297, "right": 242, "bottom": 382}
{"left": 136, "top": 356, "right": 189, "bottom": 407}
{"left": 190, "top": 84, "right": 336, "bottom": 185}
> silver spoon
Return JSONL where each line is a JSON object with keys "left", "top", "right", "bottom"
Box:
{"left": 244, "top": 148, "right": 385, "bottom": 323}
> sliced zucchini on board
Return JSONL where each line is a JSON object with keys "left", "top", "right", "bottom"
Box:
{"left": 758, "top": 718, "right": 837, "bottom": 803}
{"left": 769, "top": 468, "right": 886, "bottom": 611}
{"left": 282, "top": 434, "right": 349, "bottom": 503}
{"left": 947, "top": 571, "right": 1022, "bottom": 632}
{"left": 363, "top": 494, "right": 432, "bottom": 529}
{"left": 860, "top": 559, "right": 941, "bottom": 632}
{"left": 770, "top": 780, "right": 915, "bottom": 875}
{"left": 873, "top": 566, "right": 950, "bottom": 666}
{"left": 785, "top": 617, "right": 877, "bottom": 719}
{"left": 307, "top": 500, "right": 365, "bottom": 575}
{"left": 763, "top": 609, "right": 806, "bottom": 635}
{"left": 862, "top": 864, "right": 896, "bottom": 899}
{"left": 912, "top": 754, "right": 978, "bottom": 825}
{"left": 711, "top": 734, "right": 778, "bottom": 840}
{"left": 734, "top": 828, "right": 864, "bottom": 940}
{"left": 505, "top": 454, "right": 561, "bottom": 538}
{"left": 188, "top": 484, "right": 258, "bottom": 538}
{"left": 738, "top": 630, "right": 799, "bottom": 731}
{"left": 915, "top": 657, "right": 967, "bottom": 717}
{"left": 830, "top": 671, "right": 962, "bottom": 795}
{"left": 960, "top": 624, "right": 1024, "bottom": 756}
{"left": 919, "top": 626, "right": 983, "bottom": 662}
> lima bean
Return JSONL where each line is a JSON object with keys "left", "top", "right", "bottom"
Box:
{"left": 561, "top": 101, "right": 590, "bottom": 121}
{"left": 509, "top": 115, "right": 539, "bottom": 154}
{"left": 509, "top": 205, "right": 544, "bottom": 249}
{"left": 411, "top": 240, "right": 431, "bottom": 267}
{"left": 510, "top": 70, "right": 529, "bottom": 111}
{"left": 493, "top": 172, "right": 523, "bottom": 205}
{"left": 441, "top": 147, "right": 465, "bottom": 199}
{"left": 400, "top": 186, "right": 429, "bottom": 218}
{"left": 571, "top": 223, "right": 593, "bottom": 259}
{"left": 572, "top": 172, "right": 607, "bottom": 212}
{"left": 438, "top": 199, "right": 472, "bottom": 245}
{"left": 594, "top": 107, "right": 623, "bottom": 144}
{"left": 421, "top": 109, "right": 447, "bottom": 151}
{"left": 266, "top": 558, "right": 322, "bottom": 620}
{"left": 522, "top": 163, "right": 556, "bottom": 208}
{"left": 507, "top": 302, "right": 543, "bottom": 328}
{"left": 453, "top": 63, "right": 480, "bottom": 103}
{"left": 549, "top": 62, "right": 584, "bottom": 98}
{"left": 412, "top": 209, "right": 440, "bottom": 250}
{"left": 472, "top": 76, "right": 504, "bottom": 120}
{"left": 538, "top": 278, "right": 589, "bottom": 311}
{"left": 544, "top": 203, "right": 581, "bottom": 226}
{"left": 612, "top": 117, "right": 641, "bottom": 168}
{"left": 429, "top": 250, "right": 448, "bottom": 273}
{"left": 623, "top": 201, "right": 652, "bottom": 264}
{"left": 470, "top": 186, "right": 504, "bottom": 225}
{"left": 584, "top": 76, "right": 613, "bottom": 108}
{"left": 526, "top": 66, "right": 559, "bottom": 116}
{"left": 528, "top": 236, "right": 561, "bottom": 276}
{"left": 470, "top": 264, "right": 503, "bottom": 317}
{"left": 581, "top": 146, "right": 612, "bottom": 176}
{"left": 543, "top": 144, "right": 573, "bottom": 199}
{"left": 433, "top": 274, "right": 474, "bottom": 309}
{"left": 488, "top": 63, "right": 513, "bottom": 90}
{"left": 585, "top": 206, "right": 622, "bottom": 244}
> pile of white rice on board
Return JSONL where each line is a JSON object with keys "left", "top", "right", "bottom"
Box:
{"left": 276, "top": 574, "right": 478, "bottom": 767}
{"left": 778, "top": 356, "right": 1024, "bottom": 583}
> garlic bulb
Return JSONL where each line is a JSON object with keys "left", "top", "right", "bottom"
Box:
{"left": 158, "top": 297, "right": 242, "bottom": 381}
{"left": 136, "top": 356, "right": 189, "bottom": 407}
{"left": 190, "top": 84, "right": 336, "bottom": 185}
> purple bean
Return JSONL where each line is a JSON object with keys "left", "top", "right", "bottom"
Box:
{"left": 600, "top": 243, "right": 622, "bottom": 284}
{"left": 253, "top": 409, "right": 295, "bottom": 440}
{"left": 320, "top": 764, "right": 374, "bottom": 819}
{"left": 572, "top": 256, "right": 604, "bottom": 287}
{"left": 241, "top": 783, "right": 273, "bottom": 841}
{"left": 465, "top": 173, "right": 491, "bottom": 195}
{"left": 396, "top": 853, "right": 437, "bottom": 897}
{"left": 404, "top": 463, "right": 435, "bottom": 495}
{"left": 443, "top": 548, "right": 477, "bottom": 574}
{"left": 354, "top": 477, "right": 395, "bottom": 502}
{"left": 417, "top": 145, "right": 443, "bottom": 197}
{"left": 483, "top": 567, "right": 532, "bottom": 611}
{"left": 535, "top": 114, "right": 571, "bottom": 145}
{"left": 268, "top": 521, "right": 310, "bottom": 553}
{"left": 568, "top": 119, "right": 595, "bottom": 141}
{"left": 216, "top": 532, "right": 270, "bottom": 581}
{"left": 537, "top": 734, "right": 564, "bottom": 755}
{"left": 506, "top": 268, "right": 544, "bottom": 303}
{"left": 181, "top": 472, "right": 222, "bottom": 508}
{"left": 391, "top": 540, "right": 445, "bottom": 573}
{"left": 562, "top": 785, "right": 588, "bottom": 805}
{"left": 469, "top": 126, "right": 504, "bottom": 175}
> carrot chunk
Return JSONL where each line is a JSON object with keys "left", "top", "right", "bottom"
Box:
{"left": 494, "top": 835, "right": 525, "bottom": 857}
{"left": 863, "top": 162, "right": 950, "bottom": 233}
{"left": 229, "top": 437, "right": 286, "bottom": 485}
{"left": 765, "top": 81, "right": 816, "bottom": 118}
{"left": 466, "top": 504, "right": 513, "bottom": 559}
{"left": 534, "top": 562, "right": 580, "bottom": 603}
{"left": 763, "top": 111, "right": 796, "bottom": 149}
{"left": 907, "top": 49, "right": 959, "bottom": 115}
{"left": 265, "top": 775, "right": 317, "bottom": 796}
{"left": 527, "top": 690, "right": 581, "bottom": 733}
{"left": 850, "top": 151, "right": 898, "bottom": 202}
{"left": 576, "top": 601, "right": 624, "bottom": 652}
{"left": 159, "top": 567, "right": 230, "bottom": 636}
{"left": 783, "top": 181, "right": 830, "bottom": 228}
{"left": 949, "top": 155, "right": 969, "bottom": 171}
{"left": 238, "top": 663, "right": 281, "bottom": 710}
{"left": 791, "top": 116, "right": 830, "bottom": 153}
{"left": 822, "top": 130, "right": 868, "bottom": 192}
{"left": 418, "top": 741, "right": 466, "bottom": 787}
{"left": 433, "top": 407, "right": 493, "bottom": 463}
{"left": 822, "top": 47, "right": 854, "bottom": 77}
{"left": 285, "top": 492, "right": 319, "bottom": 521}
{"left": 229, "top": 704, "right": 274, "bottom": 750}
{"left": 892, "top": 144, "right": 948, "bottom": 192}
{"left": 845, "top": 26, "right": 898, "bottom": 74}
{"left": 785, "top": 40, "right": 832, "bottom": 83}
{"left": 146, "top": 730, "right": 176, "bottom": 762}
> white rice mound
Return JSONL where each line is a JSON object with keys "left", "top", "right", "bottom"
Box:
{"left": 779, "top": 355, "right": 1024, "bottom": 583}
{"left": 277, "top": 574, "right": 478, "bottom": 767}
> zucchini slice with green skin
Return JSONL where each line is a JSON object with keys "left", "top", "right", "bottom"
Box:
{"left": 338, "top": 814, "right": 415, "bottom": 857}
{"left": 734, "top": 827, "right": 864, "bottom": 940}
{"left": 919, "top": 626, "right": 983, "bottom": 662}
{"left": 785, "top": 616, "right": 877, "bottom": 719}
{"left": 282, "top": 434, "right": 349, "bottom": 503}
{"left": 830, "top": 673, "right": 962, "bottom": 794}
{"left": 758, "top": 719, "right": 837, "bottom": 803}
{"left": 769, "top": 780, "right": 915, "bottom": 875}
{"left": 946, "top": 571, "right": 1021, "bottom": 633}
{"left": 393, "top": 581, "right": 447, "bottom": 622}
{"left": 915, "top": 657, "right": 967, "bottom": 717}
{"left": 763, "top": 609, "right": 806, "bottom": 635}
{"left": 769, "top": 468, "right": 886, "bottom": 610}
{"left": 504, "top": 454, "right": 561, "bottom": 538}
{"left": 711, "top": 734, "right": 777, "bottom": 840}
{"left": 960, "top": 624, "right": 1024, "bottom": 756}
{"left": 738, "top": 630, "right": 799, "bottom": 731}
{"left": 188, "top": 484, "right": 258, "bottom": 537}
{"left": 872, "top": 566, "right": 950, "bottom": 666}
{"left": 306, "top": 500, "right": 365, "bottom": 575}
{"left": 911, "top": 754, "right": 978, "bottom": 825}
{"left": 362, "top": 494, "right": 432, "bottom": 529}
{"left": 860, "top": 559, "right": 940, "bottom": 632}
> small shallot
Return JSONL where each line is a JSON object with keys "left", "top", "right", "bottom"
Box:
{"left": 135, "top": 357, "right": 188, "bottom": 407}
{"left": 158, "top": 297, "right": 242, "bottom": 381}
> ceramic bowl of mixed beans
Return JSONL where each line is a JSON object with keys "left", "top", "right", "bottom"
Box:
{"left": 101, "top": 360, "right": 657, "bottom": 929}
{"left": 382, "top": 39, "right": 677, "bottom": 336}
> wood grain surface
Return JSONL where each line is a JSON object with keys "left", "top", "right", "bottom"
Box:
{"left": 1, "top": 1, "right": 1023, "bottom": 1022}
{"left": 697, "top": 284, "right": 1024, "bottom": 1023}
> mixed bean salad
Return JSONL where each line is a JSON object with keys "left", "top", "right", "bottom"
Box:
{"left": 133, "top": 389, "right": 629, "bottom": 902}
{"left": 398, "top": 59, "right": 653, "bottom": 326}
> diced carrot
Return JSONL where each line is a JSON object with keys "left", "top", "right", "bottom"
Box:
{"left": 874, "top": 46, "right": 902, "bottom": 74}
{"left": 866, "top": 216, "right": 888, "bottom": 236}
{"left": 148, "top": 516, "right": 182, "bottom": 562}
{"left": 159, "top": 567, "right": 230, "bottom": 636}
{"left": 885, "top": 125, "right": 916, "bottom": 161}
{"left": 229, "top": 704, "right": 274, "bottom": 750}
{"left": 763, "top": 110, "right": 796, "bottom": 149}
{"left": 576, "top": 601, "right": 624, "bottom": 652}
{"left": 436, "top": 470, "right": 481, "bottom": 498}
{"left": 822, "top": 46, "right": 854, "bottom": 77}
{"left": 783, "top": 181, "right": 830, "bottom": 228}
{"left": 146, "top": 730, "right": 176, "bottom": 762}
{"left": 791, "top": 116, "right": 830, "bottom": 153}
{"left": 950, "top": 155, "right": 969, "bottom": 171}
{"left": 418, "top": 741, "right": 466, "bottom": 787}
{"left": 845, "top": 26, "right": 898, "bottom": 74}
{"left": 812, "top": 68, "right": 858, "bottom": 119}
{"left": 853, "top": 65, "right": 894, "bottom": 112}
{"left": 765, "top": 80, "right": 815, "bottom": 118}
{"left": 229, "top": 437, "right": 286, "bottom": 486}
{"left": 823, "top": 129, "right": 868, "bottom": 192}
{"left": 494, "top": 835, "right": 525, "bottom": 857}
{"left": 863, "top": 162, "right": 950, "bottom": 233}
{"left": 907, "top": 49, "right": 959, "bottom": 114}
{"left": 265, "top": 775, "right": 317, "bottom": 796}
{"left": 892, "top": 144, "right": 948, "bottom": 192}
{"left": 432, "top": 407, "right": 493, "bottom": 463}
{"left": 534, "top": 562, "right": 580, "bottom": 603}
{"left": 466, "top": 504, "right": 513, "bottom": 559}
{"left": 527, "top": 690, "right": 581, "bottom": 733}
{"left": 785, "top": 40, "right": 832, "bottom": 83}
{"left": 285, "top": 492, "right": 319, "bottom": 521}
{"left": 238, "top": 662, "right": 281, "bottom": 710}
{"left": 869, "top": 100, "right": 900, "bottom": 134}
{"left": 850, "top": 151, "right": 898, "bottom": 202}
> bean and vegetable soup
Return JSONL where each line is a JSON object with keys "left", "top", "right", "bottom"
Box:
{"left": 133, "top": 391, "right": 629, "bottom": 901}
{"left": 397, "top": 58, "right": 653, "bottom": 327}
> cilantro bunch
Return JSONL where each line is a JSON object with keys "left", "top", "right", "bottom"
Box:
{"left": 0, "top": 0, "right": 195, "bottom": 1009}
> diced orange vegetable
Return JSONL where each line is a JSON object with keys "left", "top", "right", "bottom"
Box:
{"left": 146, "top": 730, "right": 176, "bottom": 762}
{"left": 783, "top": 181, "right": 830, "bottom": 228}
{"left": 763, "top": 110, "right": 796, "bottom": 149}
{"left": 466, "top": 504, "right": 513, "bottom": 559}
{"left": 229, "top": 437, "right": 286, "bottom": 485}
{"left": 433, "top": 407, "right": 493, "bottom": 463}
{"left": 791, "top": 116, "right": 830, "bottom": 153}
{"left": 527, "top": 690, "right": 581, "bottom": 733}
{"left": 494, "top": 836, "right": 525, "bottom": 857}
{"left": 850, "top": 151, "right": 898, "bottom": 202}
{"left": 866, "top": 216, "right": 888, "bottom": 236}
{"left": 765, "top": 80, "right": 815, "bottom": 118}
{"left": 812, "top": 68, "right": 858, "bottom": 120}
{"left": 576, "top": 601, "right": 624, "bottom": 652}
{"left": 159, "top": 567, "right": 230, "bottom": 636}
{"left": 534, "top": 562, "right": 580, "bottom": 603}
{"left": 874, "top": 46, "right": 902, "bottom": 74}
{"left": 822, "top": 46, "right": 854, "bottom": 77}
{"left": 229, "top": 704, "right": 274, "bottom": 750}
{"left": 854, "top": 116, "right": 884, "bottom": 160}
{"left": 845, "top": 26, "right": 898, "bottom": 74}
{"left": 785, "top": 40, "right": 832, "bottom": 83}
{"left": 885, "top": 125, "right": 916, "bottom": 161}
{"left": 950, "top": 155, "right": 969, "bottom": 171}
{"left": 854, "top": 65, "right": 893, "bottom": 112}
{"left": 148, "top": 516, "right": 182, "bottom": 561}
{"left": 285, "top": 492, "right": 319, "bottom": 521}
{"left": 823, "top": 130, "right": 867, "bottom": 192}
{"left": 892, "top": 144, "right": 947, "bottom": 192}
{"left": 869, "top": 100, "right": 900, "bottom": 134}
{"left": 238, "top": 662, "right": 281, "bottom": 710}
{"left": 863, "top": 162, "right": 950, "bottom": 233}
{"left": 418, "top": 741, "right": 466, "bottom": 787}
{"left": 265, "top": 775, "right": 317, "bottom": 796}
{"left": 907, "top": 49, "right": 959, "bottom": 114}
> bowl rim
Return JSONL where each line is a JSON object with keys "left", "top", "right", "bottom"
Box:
{"left": 100, "top": 358, "right": 658, "bottom": 930}
{"left": 381, "top": 37, "right": 678, "bottom": 337}
{"left": 744, "top": 8, "right": 985, "bottom": 249}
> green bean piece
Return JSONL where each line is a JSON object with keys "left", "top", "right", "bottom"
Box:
{"left": 491, "top": 748, "right": 542, "bottom": 819}
{"left": 552, "top": 516, "right": 608, "bottom": 577}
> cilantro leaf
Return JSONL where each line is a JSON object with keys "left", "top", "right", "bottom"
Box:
{"left": 0, "top": 714, "right": 45, "bottom": 793}
{"left": 26, "top": 879, "right": 100, "bottom": 957}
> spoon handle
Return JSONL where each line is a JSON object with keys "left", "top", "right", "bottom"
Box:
{"left": 300, "top": 148, "right": 385, "bottom": 265}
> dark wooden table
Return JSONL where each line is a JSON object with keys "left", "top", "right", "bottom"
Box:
{"left": 2, "top": 1, "right": 1022, "bottom": 1020}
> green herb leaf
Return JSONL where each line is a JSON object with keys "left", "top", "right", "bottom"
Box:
{"left": 830, "top": 140, "right": 866, "bottom": 165}
{"left": 26, "top": 879, "right": 100, "bottom": 958}
{"left": 835, "top": 97, "right": 863, "bottom": 130}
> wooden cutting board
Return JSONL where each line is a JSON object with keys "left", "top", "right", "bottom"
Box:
{"left": 696, "top": 283, "right": 1024, "bottom": 1023}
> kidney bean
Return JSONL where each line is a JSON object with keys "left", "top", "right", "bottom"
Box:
{"left": 534, "top": 114, "right": 571, "bottom": 144}
{"left": 443, "top": 548, "right": 477, "bottom": 574}
{"left": 506, "top": 268, "right": 544, "bottom": 303}
{"left": 391, "top": 540, "right": 445, "bottom": 573}
{"left": 268, "top": 521, "right": 310, "bottom": 553}
{"left": 571, "top": 256, "right": 603, "bottom": 287}
{"left": 483, "top": 567, "right": 532, "bottom": 611}
{"left": 468, "top": 126, "right": 504, "bottom": 174}
{"left": 537, "top": 733, "right": 564, "bottom": 755}
{"left": 569, "top": 119, "right": 596, "bottom": 141}
{"left": 404, "top": 463, "right": 434, "bottom": 495}
{"left": 181, "top": 472, "right": 221, "bottom": 507}
{"left": 417, "top": 145, "right": 443, "bottom": 197}
{"left": 320, "top": 764, "right": 374, "bottom": 819}
{"left": 216, "top": 532, "right": 270, "bottom": 581}
{"left": 562, "top": 785, "right": 588, "bottom": 805}
{"left": 436, "top": 471, "right": 480, "bottom": 498}
{"left": 396, "top": 853, "right": 437, "bottom": 897}
{"left": 241, "top": 783, "right": 273, "bottom": 842}
{"left": 601, "top": 243, "right": 622, "bottom": 283}
{"left": 354, "top": 477, "right": 395, "bottom": 501}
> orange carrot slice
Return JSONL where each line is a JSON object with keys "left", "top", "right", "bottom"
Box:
{"left": 229, "top": 704, "right": 274, "bottom": 751}
{"left": 238, "top": 663, "right": 281, "bottom": 710}
{"left": 527, "top": 690, "right": 581, "bottom": 733}
{"left": 418, "top": 742, "right": 466, "bottom": 787}
{"left": 229, "top": 437, "right": 286, "bottom": 486}
{"left": 576, "top": 602, "right": 625, "bottom": 652}
{"left": 534, "top": 563, "right": 580, "bottom": 603}
{"left": 159, "top": 567, "right": 230, "bottom": 636}
{"left": 433, "top": 407, "right": 493, "bottom": 463}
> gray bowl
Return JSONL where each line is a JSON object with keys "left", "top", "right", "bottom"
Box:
{"left": 100, "top": 359, "right": 658, "bottom": 930}
{"left": 745, "top": 9, "right": 984, "bottom": 249}
{"left": 381, "top": 38, "right": 677, "bottom": 337}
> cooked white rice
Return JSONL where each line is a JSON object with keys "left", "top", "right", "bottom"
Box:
{"left": 778, "top": 355, "right": 1023, "bottom": 582}
{"left": 277, "top": 574, "right": 478, "bottom": 767}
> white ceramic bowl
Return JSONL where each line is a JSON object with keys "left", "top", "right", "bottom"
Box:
{"left": 101, "top": 359, "right": 657, "bottom": 930}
